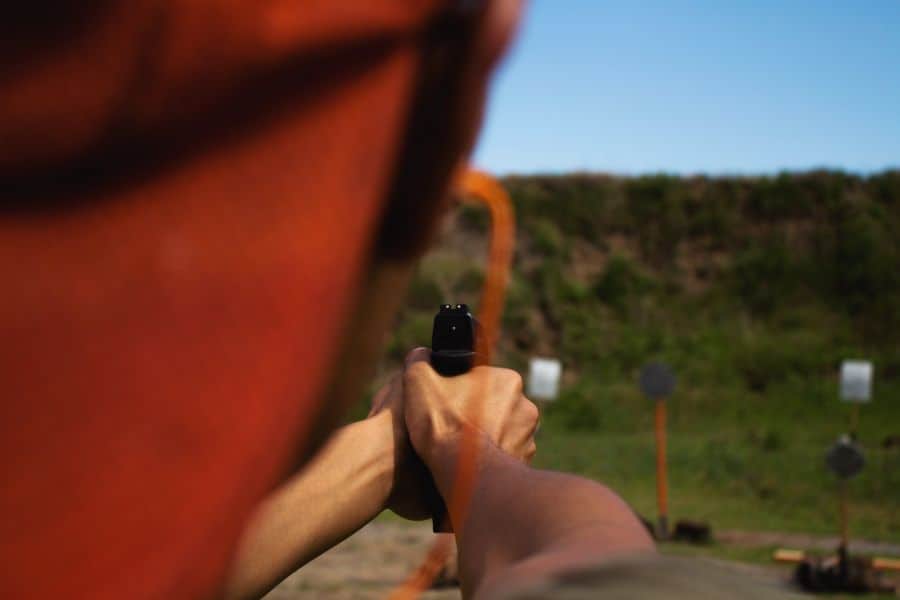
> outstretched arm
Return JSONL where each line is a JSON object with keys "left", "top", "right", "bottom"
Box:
{"left": 222, "top": 405, "right": 401, "bottom": 600}
{"left": 436, "top": 439, "right": 653, "bottom": 599}
{"left": 223, "top": 343, "right": 542, "bottom": 600}
{"left": 402, "top": 352, "right": 654, "bottom": 599}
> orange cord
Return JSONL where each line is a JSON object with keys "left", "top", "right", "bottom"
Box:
{"left": 388, "top": 169, "right": 515, "bottom": 599}
{"left": 654, "top": 402, "right": 668, "bottom": 530}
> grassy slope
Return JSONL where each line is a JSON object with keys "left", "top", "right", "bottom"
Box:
{"left": 382, "top": 170, "right": 900, "bottom": 542}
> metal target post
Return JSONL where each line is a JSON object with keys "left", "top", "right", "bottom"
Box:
{"left": 839, "top": 480, "right": 849, "bottom": 553}
{"left": 654, "top": 398, "right": 669, "bottom": 539}
{"left": 831, "top": 360, "right": 871, "bottom": 574}
{"left": 826, "top": 435, "right": 865, "bottom": 562}
{"left": 640, "top": 362, "right": 676, "bottom": 540}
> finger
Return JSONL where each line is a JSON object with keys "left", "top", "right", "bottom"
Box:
{"left": 368, "top": 372, "right": 402, "bottom": 416}
{"left": 524, "top": 440, "right": 537, "bottom": 464}
{"left": 403, "top": 346, "right": 431, "bottom": 370}
{"left": 368, "top": 383, "right": 391, "bottom": 416}
{"left": 387, "top": 371, "right": 402, "bottom": 388}
{"left": 386, "top": 372, "right": 404, "bottom": 403}
{"left": 515, "top": 397, "right": 540, "bottom": 435}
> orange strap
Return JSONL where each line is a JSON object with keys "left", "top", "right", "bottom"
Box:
{"left": 389, "top": 168, "right": 515, "bottom": 598}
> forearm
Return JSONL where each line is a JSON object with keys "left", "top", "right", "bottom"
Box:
{"left": 431, "top": 436, "right": 654, "bottom": 598}
{"left": 222, "top": 411, "right": 396, "bottom": 600}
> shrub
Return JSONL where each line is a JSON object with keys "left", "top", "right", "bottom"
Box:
{"left": 507, "top": 175, "right": 615, "bottom": 239}
{"left": 387, "top": 313, "right": 433, "bottom": 360}
{"left": 594, "top": 255, "right": 652, "bottom": 313}
{"left": 745, "top": 172, "right": 814, "bottom": 221}
{"left": 830, "top": 212, "right": 897, "bottom": 316}
{"left": 558, "top": 305, "right": 609, "bottom": 369}
{"left": 533, "top": 260, "right": 590, "bottom": 313}
{"left": 684, "top": 178, "right": 741, "bottom": 248}
{"left": 868, "top": 170, "right": 900, "bottom": 207}
{"left": 458, "top": 202, "right": 489, "bottom": 233}
{"left": 733, "top": 335, "right": 823, "bottom": 392}
{"left": 406, "top": 271, "right": 444, "bottom": 311}
{"left": 607, "top": 326, "right": 670, "bottom": 373}
{"left": 624, "top": 175, "right": 687, "bottom": 263}
{"left": 528, "top": 218, "right": 567, "bottom": 258}
{"left": 503, "top": 274, "right": 537, "bottom": 348}
{"left": 453, "top": 265, "right": 485, "bottom": 296}
{"left": 730, "top": 236, "right": 798, "bottom": 315}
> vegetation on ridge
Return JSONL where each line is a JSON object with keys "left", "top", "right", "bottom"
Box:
{"left": 380, "top": 170, "right": 900, "bottom": 540}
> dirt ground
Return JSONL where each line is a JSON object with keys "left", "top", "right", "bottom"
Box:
{"left": 265, "top": 522, "right": 459, "bottom": 600}
{"left": 264, "top": 521, "right": 814, "bottom": 599}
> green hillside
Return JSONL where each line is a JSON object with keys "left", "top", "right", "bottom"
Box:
{"left": 388, "top": 170, "right": 900, "bottom": 541}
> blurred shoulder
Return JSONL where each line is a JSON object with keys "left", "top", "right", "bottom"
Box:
{"left": 491, "top": 555, "right": 803, "bottom": 600}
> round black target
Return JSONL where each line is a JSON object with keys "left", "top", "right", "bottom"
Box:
{"left": 639, "top": 362, "right": 676, "bottom": 400}
{"left": 825, "top": 436, "right": 865, "bottom": 479}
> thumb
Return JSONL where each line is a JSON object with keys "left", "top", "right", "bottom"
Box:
{"left": 403, "top": 347, "right": 431, "bottom": 371}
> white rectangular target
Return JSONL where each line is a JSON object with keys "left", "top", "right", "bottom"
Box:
{"left": 527, "top": 357, "right": 562, "bottom": 401}
{"left": 840, "top": 360, "right": 873, "bottom": 403}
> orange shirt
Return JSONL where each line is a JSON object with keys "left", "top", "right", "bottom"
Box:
{"left": 0, "top": 2, "right": 514, "bottom": 597}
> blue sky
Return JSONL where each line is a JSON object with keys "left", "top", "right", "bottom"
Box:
{"left": 472, "top": 1, "right": 900, "bottom": 175}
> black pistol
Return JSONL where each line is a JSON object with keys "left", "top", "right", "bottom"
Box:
{"left": 428, "top": 303, "right": 478, "bottom": 533}
{"left": 431, "top": 303, "right": 478, "bottom": 376}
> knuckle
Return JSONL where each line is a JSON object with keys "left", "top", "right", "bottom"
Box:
{"left": 404, "top": 346, "right": 430, "bottom": 364}
{"left": 526, "top": 400, "right": 540, "bottom": 422}
{"left": 500, "top": 368, "right": 523, "bottom": 393}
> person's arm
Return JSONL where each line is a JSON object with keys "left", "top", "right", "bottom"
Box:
{"left": 224, "top": 349, "right": 540, "bottom": 600}
{"left": 221, "top": 407, "right": 401, "bottom": 600}
{"left": 402, "top": 352, "right": 655, "bottom": 599}
{"left": 434, "top": 438, "right": 654, "bottom": 599}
